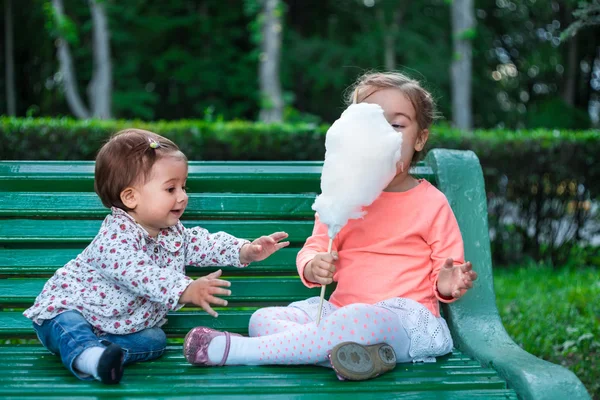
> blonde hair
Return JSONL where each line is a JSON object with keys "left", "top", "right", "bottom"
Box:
{"left": 346, "top": 71, "right": 439, "bottom": 163}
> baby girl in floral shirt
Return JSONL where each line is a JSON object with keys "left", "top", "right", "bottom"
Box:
{"left": 23, "top": 129, "right": 289, "bottom": 384}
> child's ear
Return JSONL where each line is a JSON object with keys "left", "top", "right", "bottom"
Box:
{"left": 415, "top": 129, "right": 429, "bottom": 151}
{"left": 120, "top": 187, "right": 138, "bottom": 210}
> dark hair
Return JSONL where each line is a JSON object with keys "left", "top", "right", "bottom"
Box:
{"left": 346, "top": 71, "right": 439, "bottom": 164}
{"left": 94, "top": 129, "right": 187, "bottom": 210}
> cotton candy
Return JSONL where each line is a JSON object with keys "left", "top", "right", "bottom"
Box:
{"left": 312, "top": 103, "right": 403, "bottom": 238}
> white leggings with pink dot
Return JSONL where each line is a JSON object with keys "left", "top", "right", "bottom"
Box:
{"left": 206, "top": 301, "right": 412, "bottom": 366}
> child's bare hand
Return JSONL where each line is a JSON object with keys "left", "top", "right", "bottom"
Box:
{"left": 436, "top": 258, "right": 477, "bottom": 299}
{"left": 305, "top": 252, "right": 338, "bottom": 285}
{"left": 239, "top": 232, "right": 290, "bottom": 264}
{"left": 178, "top": 269, "right": 231, "bottom": 317}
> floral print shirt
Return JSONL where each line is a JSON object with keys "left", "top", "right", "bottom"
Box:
{"left": 24, "top": 207, "right": 249, "bottom": 335}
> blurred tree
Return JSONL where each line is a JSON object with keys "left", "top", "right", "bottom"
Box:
{"left": 108, "top": 0, "right": 256, "bottom": 120}
{"left": 473, "top": 0, "right": 596, "bottom": 129}
{"left": 282, "top": 0, "right": 452, "bottom": 122}
{"left": 375, "top": 1, "right": 411, "bottom": 71}
{"left": 561, "top": 1, "right": 577, "bottom": 107}
{"left": 258, "top": 0, "right": 284, "bottom": 122}
{"left": 561, "top": 0, "right": 600, "bottom": 38}
{"left": 561, "top": 0, "right": 600, "bottom": 126}
{"left": 48, "top": 0, "right": 112, "bottom": 119}
{"left": 7, "top": 0, "right": 61, "bottom": 117}
{"left": 451, "top": 0, "right": 474, "bottom": 131}
{"left": 4, "top": 0, "right": 16, "bottom": 115}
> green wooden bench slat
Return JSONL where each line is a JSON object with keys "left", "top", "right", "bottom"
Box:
{"left": 0, "top": 192, "right": 317, "bottom": 218}
{"left": 0, "top": 393, "right": 518, "bottom": 400}
{"left": 0, "top": 372, "right": 503, "bottom": 382}
{"left": 0, "top": 277, "right": 331, "bottom": 305}
{"left": 0, "top": 161, "right": 435, "bottom": 193}
{"left": 0, "top": 375, "right": 509, "bottom": 389}
{"left": 0, "top": 344, "right": 474, "bottom": 360}
{"left": 0, "top": 351, "right": 498, "bottom": 374}
{"left": 0, "top": 161, "right": 324, "bottom": 193}
{"left": 0, "top": 310, "right": 255, "bottom": 336}
{"left": 0, "top": 247, "right": 300, "bottom": 276}
{"left": 0, "top": 379, "right": 510, "bottom": 397}
{"left": 0, "top": 346, "right": 480, "bottom": 363}
{"left": 0, "top": 220, "right": 313, "bottom": 244}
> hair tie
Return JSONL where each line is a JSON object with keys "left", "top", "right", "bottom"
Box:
{"left": 149, "top": 138, "right": 160, "bottom": 149}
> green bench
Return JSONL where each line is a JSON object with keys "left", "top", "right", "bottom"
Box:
{"left": 0, "top": 149, "right": 589, "bottom": 399}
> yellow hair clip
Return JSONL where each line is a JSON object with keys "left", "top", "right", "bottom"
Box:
{"left": 149, "top": 139, "right": 160, "bottom": 149}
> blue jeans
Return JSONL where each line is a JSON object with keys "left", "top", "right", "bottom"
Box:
{"left": 32, "top": 310, "right": 167, "bottom": 380}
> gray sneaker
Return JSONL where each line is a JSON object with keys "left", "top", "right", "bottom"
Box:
{"left": 328, "top": 342, "right": 397, "bottom": 381}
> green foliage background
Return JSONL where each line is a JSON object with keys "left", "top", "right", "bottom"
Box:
{"left": 2, "top": 0, "right": 598, "bottom": 129}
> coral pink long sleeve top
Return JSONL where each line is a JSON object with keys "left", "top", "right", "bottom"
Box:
{"left": 296, "top": 180, "right": 464, "bottom": 318}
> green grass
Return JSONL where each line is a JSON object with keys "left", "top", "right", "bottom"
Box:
{"left": 494, "top": 265, "right": 600, "bottom": 399}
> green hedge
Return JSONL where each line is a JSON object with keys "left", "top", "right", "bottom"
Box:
{"left": 2, "top": 117, "right": 599, "bottom": 265}
{"left": 2, "top": 117, "right": 599, "bottom": 177}
{"left": 0, "top": 117, "right": 328, "bottom": 161}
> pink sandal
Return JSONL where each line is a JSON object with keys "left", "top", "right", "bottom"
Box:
{"left": 183, "top": 327, "right": 241, "bottom": 366}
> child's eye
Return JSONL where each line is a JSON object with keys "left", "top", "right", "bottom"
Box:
{"left": 167, "top": 187, "right": 175, "bottom": 193}
{"left": 391, "top": 124, "right": 404, "bottom": 130}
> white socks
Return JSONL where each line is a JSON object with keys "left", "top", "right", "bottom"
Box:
{"left": 74, "top": 346, "right": 105, "bottom": 380}
{"left": 208, "top": 336, "right": 262, "bottom": 365}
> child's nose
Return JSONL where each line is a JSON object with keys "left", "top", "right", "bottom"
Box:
{"left": 179, "top": 190, "right": 188, "bottom": 203}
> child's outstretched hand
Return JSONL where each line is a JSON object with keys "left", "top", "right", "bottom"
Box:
{"left": 239, "top": 232, "right": 290, "bottom": 264}
{"left": 304, "top": 252, "right": 338, "bottom": 285}
{"left": 179, "top": 269, "right": 231, "bottom": 317}
{"left": 436, "top": 258, "right": 478, "bottom": 299}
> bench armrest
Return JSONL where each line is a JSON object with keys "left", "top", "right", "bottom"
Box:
{"left": 426, "top": 149, "right": 590, "bottom": 400}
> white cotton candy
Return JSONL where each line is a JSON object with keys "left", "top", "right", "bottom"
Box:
{"left": 312, "top": 103, "right": 403, "bottom": 238}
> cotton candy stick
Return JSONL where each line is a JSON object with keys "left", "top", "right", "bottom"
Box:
{"left": 315, "top": 238, "right": 333, "bottom": 325}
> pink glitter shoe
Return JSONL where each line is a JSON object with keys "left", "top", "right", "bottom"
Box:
{"left": 183, "top": 327, "right": 241, "bottom": 366}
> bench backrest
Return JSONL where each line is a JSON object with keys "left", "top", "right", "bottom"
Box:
{"left": 0, "top": 150, "right": 496, "bottom": 341}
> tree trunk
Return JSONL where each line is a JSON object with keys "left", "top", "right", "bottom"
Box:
{"left": 587, "top": 45, "right": 600, "bottom": 127}
{"left": 576, "top": 37, "right": 596, "bottom": 111}
{"left": 562, "top": 3, "right": 577, "bottom": 107}
{"left": 52, "top": 0, "right": 91, "bottom": 119}
{"left": 450, "top": 0, "right": 474, "bottom": 131}
{"left": 377, "top": 8, "right": 397, "bottom": 71}
{"left": 259, "top": 0, "right": 283, "bottom": 123}
{"left": 87, "top": 0, "right": 112, "bottom": 119}
{"left": 594, "top": 46, "right": 600, "bottom": 127}
{"left": 562, "top": 38, "right": 578, "bottom": 107}
{"left": 377, "top": 3, "right": 407, "bottom": 71}
{"left": 4, "top": 0, "right": 16, "bottom": 115}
